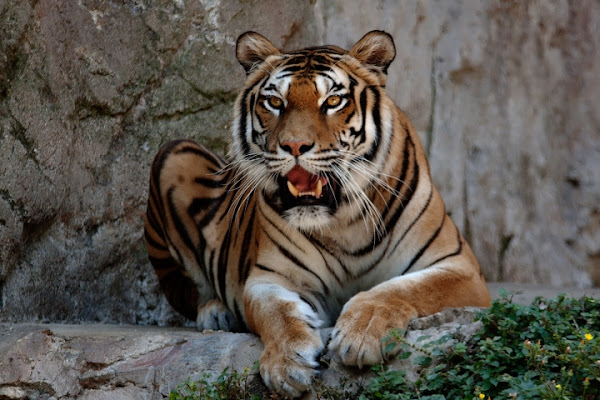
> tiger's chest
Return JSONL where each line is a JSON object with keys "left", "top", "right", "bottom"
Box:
{"left": 245, "top": 199, "right": 401, "bottom": 319}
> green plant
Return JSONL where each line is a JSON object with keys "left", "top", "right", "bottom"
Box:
{"left": 168, "top": 365, "right": 263, "bottom": 400}
{"left": 372, "top": 293, "right": 600, "bottom": 400}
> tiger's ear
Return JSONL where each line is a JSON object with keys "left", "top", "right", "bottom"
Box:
{"left": 349, "top": 30, "right": 396, "bottom": 73}
{"left": 236, "top": 31, "right": 280, "bottom": 73}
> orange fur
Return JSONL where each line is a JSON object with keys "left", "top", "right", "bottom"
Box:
{"left": 144, "top": 31, "right": 490, "bottom": 398}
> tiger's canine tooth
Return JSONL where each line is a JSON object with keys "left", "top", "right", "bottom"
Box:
{"left": 315, "top": 180, "right": 322, "bottom": 199}
{"left": 287, "top": 180, "right": 299, "bottom": 197}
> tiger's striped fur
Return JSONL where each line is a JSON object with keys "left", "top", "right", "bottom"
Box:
{"left": 144, "top": 31, "right": 490, "bottom": 397}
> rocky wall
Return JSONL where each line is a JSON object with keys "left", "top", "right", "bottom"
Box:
{"left": 0, "top": 0, "right": 320, "bottom": 324}
{"left": 0, "top": 0, "right": 598, "bottom": 324}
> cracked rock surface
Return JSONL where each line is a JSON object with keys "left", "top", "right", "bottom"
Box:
{"left": 0, "top": 1, "right": 599, "bottom": 327}
{"left": 0, "top": 323, "right": 264, "bottom": 399}
{"left": 0, "top": 308, "right": 483, "bottom": 400}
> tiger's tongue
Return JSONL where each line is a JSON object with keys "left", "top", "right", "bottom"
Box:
{"left": 287, "top": 165, "right": 325, "bottom": 192}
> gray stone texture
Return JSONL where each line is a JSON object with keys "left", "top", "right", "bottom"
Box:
{"left": 0, "top": 308, "right": 482, "bottom": 400}
{"left": 0, "top": 0, "right": 599, "bottom": 326}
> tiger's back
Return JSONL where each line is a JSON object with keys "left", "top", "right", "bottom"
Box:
{"left": 145, "top": 30, "right": 490, "bottom": 397}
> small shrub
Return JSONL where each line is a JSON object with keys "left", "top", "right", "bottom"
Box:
{"left": 373, "top": 293, "right": 600, "bottom": 400}
{"left": 168, "top": 365, "right": 263, "bottom": 400}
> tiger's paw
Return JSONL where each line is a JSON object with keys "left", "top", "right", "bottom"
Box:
{"left": 329, "top": 292, "right": 418, "bottom": 368}
{"left": 196, "top": 299, "right": 242, "bottom": 332}
{"left": 259, "top": 329, "right": 323, "bottom": 398}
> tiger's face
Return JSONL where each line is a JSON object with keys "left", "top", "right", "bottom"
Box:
{"left": 231, "top": 32, "right": 396, "bottom": 232}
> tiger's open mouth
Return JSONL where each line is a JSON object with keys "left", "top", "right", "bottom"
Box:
{"left": 278, "top": 165, "right": 339, "bottom": 211}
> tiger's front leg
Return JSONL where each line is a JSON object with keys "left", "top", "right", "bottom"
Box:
{"left": 244, "top": 278, "right": 324, "bottom": 398}
{"left": 329, "top": 265, "right": 490, "bottom": 368}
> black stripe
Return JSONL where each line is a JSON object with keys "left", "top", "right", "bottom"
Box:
{"left": 238, "top": 208, "right": 256, "bottom": 283}
{"left": 188, "top": 196, "right": 218, "bottom": 216}
{"left": 309, "top": 241, "right": 344, "bottom": 283}
{"left": 280, "top": 65, "right": 304, "bottom": 74}
{"left": 391, "top": 178, "right": 432, "bottom": 255}
{"left": 322, "top": 256, "right": 343, "bottom": 284}
{"left": 217, "top": 187, "right": 239, "bottom": 224}
{"left": 384, "top": 138, "right": 420, "bottom": 234}
{"left": 237, "top": 87, "right": 252, "bottom": 156}
{"left": 255, "top": 263, "right": 276, "bottom": 273}
{"left": 259, "top": 208, "right": 329, "bottom": 293}
{"left": 145, "top": 205, "right": 165, "bottom": 240}
{"left": 194, "top": 176, "right": 227, "bottom": 188}
{"left": 149, "top": 183, "right": 164, "bottom": 218}
{"left": 308, "top": 234, "right": 350, "bottom": 277}
{"left": 144, "top": 228, "right": 167, "bottom": 251}
{"left": 381, "top": 135, "right": 415, "bottom": 223}
{"left": 217, "top": 224, "right": 232, "bottom": 301}
{"left": 166, "top": 188, "right": 208, "bottom": 281}
{"left": 275, "top": 72, "right": 296, "bottom": 79}
{"left": 364, "top": 88, "right": 381, "bottom": 161}
{"left": 265, "top": 228, "right": 328, "bottom": 291}
{"left": 428, "top": 223, "right": 463, "bottom": 266}
{"left": 280, "top": 55, "right": 306, "bottom": 65}
{"left": 311, "top": 55, "right": 331, "bottom": 64}
{"left": 255, "top": 263, "right": 271, "bottom": 272}
{"left": 299, "top": 295, "right": 319, "bottom": 314}
{"left": 331, "top": 83, "right": 344, "bottom": 91}
{"left": 233, "top": 300, "right": 244, "bottom": 328}
{"left": 158, "top": 268, "right": 199, "bottom": 321}
{"left": 312, "top": 64, "right": 333, "bottom": 73}
{"left": 206, "top": 165, "right": 220, "bottom": 174}
{"left": 148, "top": 255, "right": 175, "bottom": 270}
{"left": 175, "top": 144, "right": 225, "bottom": 167}
{"left": 152, "top": 140, "right": 187, "bottom": 188}
{"left": 207, "top": 250, "right": 216, "bottom": 288}
{"left": 358, "top": 89, "right": 368, "bottom": 143}
{"left": 316, "top": 71, "right": 335, "bottom": 81}
{"left": 402, "top": 210, "right": 445, "bottom": 275}
{"left": 241, "top": 259, "right": 252, "bottom": 283}
{"left": 345, "top": 109, "right": 355, "bottom": 124}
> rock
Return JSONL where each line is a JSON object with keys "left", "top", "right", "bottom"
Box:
{"left": 0, "top": 0, "right": 598, "bottom": 326}
{"left": 0, "top": 308, "right": 483, "bottom": 400}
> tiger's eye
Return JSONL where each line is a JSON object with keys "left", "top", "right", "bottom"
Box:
{"left": 326, "top": 95, "right": 341, "bottom": 107}
{"left": 268, "top": 96, "right": 283, "bottom": 108}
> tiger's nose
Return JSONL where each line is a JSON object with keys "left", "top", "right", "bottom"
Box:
{"left": 280, "top": 141, "right": 314, "bottom": 156}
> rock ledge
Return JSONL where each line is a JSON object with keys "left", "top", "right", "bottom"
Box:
{"left": 0, "top": 308, "right": 483, "bottom": 400}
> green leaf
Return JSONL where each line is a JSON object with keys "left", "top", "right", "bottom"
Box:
{"left": 414, "top": 355, "right": 433, "bottom": 367}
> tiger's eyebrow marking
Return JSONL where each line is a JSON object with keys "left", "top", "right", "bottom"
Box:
{"left": 331, "top": 83, "right": 344, "bottom": 92}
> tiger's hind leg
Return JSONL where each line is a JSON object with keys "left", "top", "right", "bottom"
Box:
{"left": 144, "top": 139, "right": 241, "bottom": 331}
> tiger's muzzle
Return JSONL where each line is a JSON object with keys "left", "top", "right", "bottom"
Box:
{"left": 277, "top": 165, "right": 340, "bottom": 211}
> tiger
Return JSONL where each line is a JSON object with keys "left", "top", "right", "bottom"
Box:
{"left": 144, "top": 30, "right": 491, "bottom": 398}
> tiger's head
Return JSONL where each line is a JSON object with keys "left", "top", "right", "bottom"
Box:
{"left": 230, "top": 31, "right": 398, "bottom": 233}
